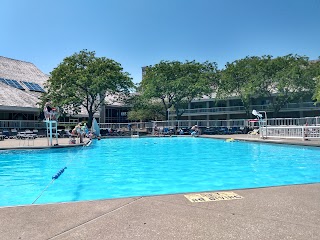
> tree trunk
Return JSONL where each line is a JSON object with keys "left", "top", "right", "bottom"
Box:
{"left": 87, "top": 111, "right": 94, "bottom": 128}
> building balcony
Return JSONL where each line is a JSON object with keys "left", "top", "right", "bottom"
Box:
{"left": 169, "top": 102, "right": 319, "bottom": 117}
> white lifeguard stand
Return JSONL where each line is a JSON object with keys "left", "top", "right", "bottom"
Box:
{"left": 43, "top": 102, "right": 60, "bottom": 146}
{"left": 252, "top": 109, "right": 268, "bottom": 139}
{"left": 45, "top": 120, "right": 58, "bottom": 146}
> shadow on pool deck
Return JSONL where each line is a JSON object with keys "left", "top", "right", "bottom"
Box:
{"left": 0, "top": 184, "right": 319, "bottom": 240}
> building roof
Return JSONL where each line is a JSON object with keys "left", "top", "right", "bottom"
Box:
{"left": 0, "top": 56, "right": 48, "bottom": 85}
{"left": 0, "top": 56, "right": 47, "bottom": 110}
{"left": 0, "top": 83, "right": 40, "bottom": 109}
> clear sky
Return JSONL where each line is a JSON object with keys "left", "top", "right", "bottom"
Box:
{"left": 1, "top": 0, "right": 319, "bottom": 84}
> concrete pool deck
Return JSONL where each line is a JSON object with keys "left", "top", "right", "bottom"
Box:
{"left": 0, "top": 137, "right": 87, "bottom": 150}
{"left": 0, "top": 135, "right": 319, "bottom": 239}
{"left": 202, "top": 134, "right": 320, "bottom": 147}
{"left": 0, "top": 184, "right": 319, "bottom": 240}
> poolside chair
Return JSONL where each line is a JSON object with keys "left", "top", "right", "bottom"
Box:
{"left": 2, "top": 129, "right": 10, "bottom": 139}
{"left": 218, "top": 127, "right": 229, "bottom": 135}
{"left": 9, "top": 129, "right": 18, "bottom": 139}
{"left": 248, "top": 128, "right": 259, "bottom": 137}
{"left": 203, "top": 127, "right": 217, "bottom": 135}
{"left": 229, "top": 127, "right": 243, "bottom": 134}
{"left": 37, "top": 129, "right": 47, "bottom": 138}
{"left": 162, "top": 127, "right": 172, "bottom": 136}
{"left": 62, "top": 130, "right": 72, "bottom": 138}
{"left": 0, "top": 131, "right": 5, "bottom": 141}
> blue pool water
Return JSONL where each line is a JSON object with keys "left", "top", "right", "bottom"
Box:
{"left": 0, "top": 137, "right": 320, "bottom": 207}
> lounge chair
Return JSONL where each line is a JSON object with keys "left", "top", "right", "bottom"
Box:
{"left": 218, "top": 127, "right": 229, "bottom": 135}
{"left": 203, "top": 127, "right": 218, "bottom": 135}
{"left": 229, "top": 127, "right": 243, "bottom": 134}
{"left": 2, "top": 129, "right": 10, "bottom": 139}
{"left": 37, "top": 129, "right": 47, "bottom": 138}
{"left": 0, "top": 132, "right": 5, "bottom": 141}
{"left": 248, "top": 129, "right": 259, "bottom": 136}
{"left": 9, "top": 129, "right": 18, "bottom": 139}
{"left": 162, "top": 127, "right": 172, "bottom": 136}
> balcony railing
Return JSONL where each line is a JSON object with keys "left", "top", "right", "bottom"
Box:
{"left": 171, "top": 102, "right": 319, "bottom": 116}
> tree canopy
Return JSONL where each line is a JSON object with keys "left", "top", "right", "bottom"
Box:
{"left": 42, "top": 50, "right": 134, "bottom": 127}
{"left": 311, "top": 59, "right": 320, "bottom": 102}
{"left": 139, "top": 60, "right": 218, "bottom": 119}
{"left": 219, "top": 56, "right": 261, "bottom": 116}
{"left": 126, "top": 94, "right": 165, "bottom": 121}
{"left": 220, "top": 55, "right": 314, "bottom": 117}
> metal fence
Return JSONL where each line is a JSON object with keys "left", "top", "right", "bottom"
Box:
{"left": 0, "top": 116, "right": 319, "bottom": 132}
{"left": 99, "top": 122, "right": 153, "bottom": 131}
{"left": 0, "top": 120, "right": 46, "bottom": 130}
{"left": 154, "top": 117, "right": 320, "bottom": 130}
{"left": 267, "top": 117, "right": 320, "bottom": 126}
{"left": 261, "top": 126, "right": 320, "bottom": 140}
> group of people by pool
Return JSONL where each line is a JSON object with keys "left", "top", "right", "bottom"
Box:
{"left": 153, "top": 124, "right": 200, "bottom": 136}
{"left": 69, "top": 122, "right": 100, "bottom": 144}
{"left": 69, "top": 123, "right": 89, "bottom": 144}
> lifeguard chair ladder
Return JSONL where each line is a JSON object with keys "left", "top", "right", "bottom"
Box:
{"left": 45, "top": 120, "right": 58, "bottom": 146}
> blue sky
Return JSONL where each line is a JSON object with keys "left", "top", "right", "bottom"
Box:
{"left": 1, "top": 0, "right": 319, "bottom": 84}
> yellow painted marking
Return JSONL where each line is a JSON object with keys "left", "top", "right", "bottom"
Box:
{"left": 184, "top": 191, "right": 243, "bottom": 203}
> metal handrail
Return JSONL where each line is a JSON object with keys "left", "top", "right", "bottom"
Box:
{"left": 0, "top": 116, "right": 319, "bottom": 131}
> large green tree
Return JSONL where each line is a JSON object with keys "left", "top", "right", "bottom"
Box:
{"left": 220, "top": 55, "right": 313, "bottom": 117}
{"left": 126, "top": 94, "right": 166, "bottom": 121}
{"left": 219, "top": 56, "right": 261, "bottom": 116}
{"left": 255, "top": 54, "right": 313, "bottom": 117}
{"left": 310, "top": 59, "right": 320, "bottom": 102}
{"left": 42, "top": 50, "right": 134, "bottom": 127}
{"left": 140, "top": 60, "right": 218, "bottom": 120}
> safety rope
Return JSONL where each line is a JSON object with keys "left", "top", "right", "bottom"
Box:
{"left": 31, "top": 179, "right": 55, "bottom": 204}
{"left": 31, "top": 141, "right": 92, "bottom": 204}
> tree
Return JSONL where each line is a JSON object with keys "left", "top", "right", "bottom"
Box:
{"left": 255, "top": 54, "right": 313, "bottom": 117}
{"left": 219, "top": 56, "right": 261, "bottom": 117}
{"left": 310, "top": 59, "right": 320, "bottom": 102}
{"left": 42, "top": 50, "right": 134, "bottom": 127}
{"left": 140, "top": 60, "right": 218, "bottom": 120}
{"left": 220, "top": 55, "right": 314, "bottom": 117}
{"left": 126, "top": 94, "right": 166, "bottom": 121}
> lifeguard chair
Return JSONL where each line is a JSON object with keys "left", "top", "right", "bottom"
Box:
{"left": 44, "top": 102, "right": 60, "bottom": 146}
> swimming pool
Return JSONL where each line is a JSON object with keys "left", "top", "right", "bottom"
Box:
{"left": 0, "top": 137, "right": 319, "bottom": 207}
